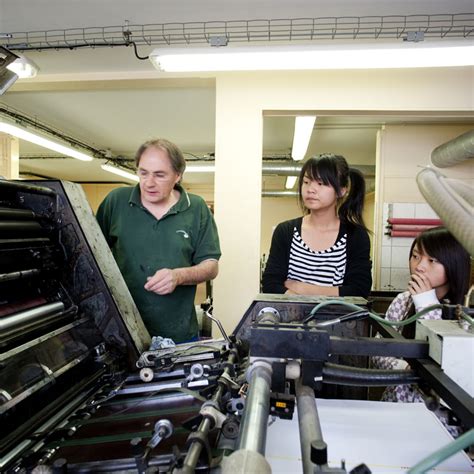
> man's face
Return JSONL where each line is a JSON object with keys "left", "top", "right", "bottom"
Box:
{"left": 137, "top": 146, "right": 181, "bottom": 206}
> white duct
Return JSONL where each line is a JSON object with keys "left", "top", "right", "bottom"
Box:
{"left": 431, "top": 130, "right": 474, "bottom": 168}
{"left": 416, "top": 130, "right": 474, "bottom": 256}
{"left": 416, "top": 167, "right": 474, "bottom": 256}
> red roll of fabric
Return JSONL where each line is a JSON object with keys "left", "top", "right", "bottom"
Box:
{"left": 391, "top": 224, "right": 437, "bottom": 232}
{"left": 387, "top": 218, "right": 442, "bottom": 226}
{"left": 391, "top": 230, "right": 421, "bottom": 237}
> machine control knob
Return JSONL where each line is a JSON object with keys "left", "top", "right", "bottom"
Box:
{"left": 310, "top": 440, "right": 327, "bottom": 466}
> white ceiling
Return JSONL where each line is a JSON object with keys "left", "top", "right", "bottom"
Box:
{"left": 0, "top": 0, "right": 473, "bottom": 188}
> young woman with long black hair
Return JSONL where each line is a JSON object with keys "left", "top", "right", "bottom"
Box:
{"left": 262, "top": 153, "right": 372, "bottom": 297}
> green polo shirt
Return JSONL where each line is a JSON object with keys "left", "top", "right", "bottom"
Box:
{"left": 96, "top": 184, "right": 221, "bottom": 343}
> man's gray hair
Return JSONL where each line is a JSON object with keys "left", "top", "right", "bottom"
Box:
{"left": 134, "top": 138, "right": 186, "bottom": 175}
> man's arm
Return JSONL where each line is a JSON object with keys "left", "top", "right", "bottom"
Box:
{"left": 144, "top": 259, "right": 218, "bottom": 295}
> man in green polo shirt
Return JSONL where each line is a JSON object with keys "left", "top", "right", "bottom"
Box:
{"left": 96, "top": 138, "right": 221, "bottom": 343}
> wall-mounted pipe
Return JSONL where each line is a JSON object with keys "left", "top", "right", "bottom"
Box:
{"left": 262, "top": 190, "right": 298, "bottom": 198}
{"left": 262, "top": 162, "right": 375, "bottom": 177}
{"left": 416, "top": 167, "right": 473, "bottom": 256}
{"left": 431, "top": 130, "right": 474, "bottom": 168}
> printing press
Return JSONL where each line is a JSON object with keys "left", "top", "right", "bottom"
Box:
{"left": 1, "top": 179, "right": 473, "bottom": 473}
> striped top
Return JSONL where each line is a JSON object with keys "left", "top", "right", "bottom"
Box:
{"left": 287, "top": 227, "right": 347, "bottom": 287}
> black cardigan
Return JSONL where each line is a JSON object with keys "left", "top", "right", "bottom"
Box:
{"left": 262, "top": 217, "right": 372, "bottom": 298}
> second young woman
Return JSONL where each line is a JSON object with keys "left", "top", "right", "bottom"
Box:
{"left": 262, "top": 154, "right": 372, "bottom": 298}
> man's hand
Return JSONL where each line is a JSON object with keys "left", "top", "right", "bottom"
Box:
{"left": 144, "top": 260, "right": 218, "bottom": 296}
{"left": 145, "top": 268, "right": 180, "bottom": 295}
{"left": 408, "top": 273, "right": 432, "bottom": 296}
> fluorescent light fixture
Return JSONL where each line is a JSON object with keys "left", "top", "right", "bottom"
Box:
{"left": 101, "top": 163, "right": 139, "bottom": 182}
{"left": 186, "top": 163, "right": 215, "bottom": 173}
{"left": 285, "top": 176, "right": 298, "bottom": 189}
{"left": 0, "top": 121, "right": 93, "bottom": 161}
{"left": 6, "top": 55, "right": 39, "bottom": 78}
{"left": 150, "top": 42, "right": 474, "bottom": 72}
{"left": 292, "top": 116, "right": 316, "bottom": 161}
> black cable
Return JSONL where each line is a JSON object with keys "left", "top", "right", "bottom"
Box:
{"left": 130, "top": 41, "right": 149, "bottom": 60}
{"left": 306, "top": 309, "right": 369, "bottom": 326}
{"left": 322, "top": 362, "right": 420, "bottom": 387}
{"left": 0, "top": 107, "right": 102, "bottom": 157}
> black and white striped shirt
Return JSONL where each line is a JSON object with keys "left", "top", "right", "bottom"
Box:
{"left": 287, "top": 227, "right": 347, "bottom": 287}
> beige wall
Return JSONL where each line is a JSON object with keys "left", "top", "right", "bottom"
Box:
{"left": 363, "top": 191, "right": 376, "bottom": 262}
{"left": 213, "top": 67, "right": 473, "bottom": 334}
{"left": 260, "top": 196, "right": 300, "bottom": 257}
{"left": 81, "top": 182, "right": 129, "bottom": 213}
{"left": 0, "top": 133, "right": 19, "bottom": 179}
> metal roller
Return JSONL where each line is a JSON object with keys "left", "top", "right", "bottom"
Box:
{"left": 295, "top": 379, "right": 325, "bottom": 473}
{"left": 0, "top": 269, "right": 40, "bottom": 283}
{"left": 0, "top": 301, "right": 65, "bottom": 333}
{"left": 0, "top": 221, "right": 45, "bottom": 237}
{"left": 0, "top": 208, "right": 37, "bottom": 220}
{"left": 0, "top": 180, "right": 57, "bottom": 196}
{"left": 237, "top": 360, "right": 272, "bottom": 454}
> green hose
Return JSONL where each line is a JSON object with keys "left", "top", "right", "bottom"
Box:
{"left": 308, "top": 300, "right": 443, "bottom": 327}
{"left": 460, "top": 310, "right": 474, "bottom": 326}
{"left": 407, "top": 428, "right": 474, "bottom": 473}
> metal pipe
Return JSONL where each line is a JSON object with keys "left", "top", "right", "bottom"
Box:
{"left": 0, "top": 179, "right": 57, "bottom": 196}
{"left": 0, "top": 221, "right": 44, "bottom": 235}
{"left": 261, "top": 162, "right": 375, "bottom": 177}
{"left": 0, "top": 269, "right": 40, "bottom": 283}
{"left": 237, "top": 361, "right": 272, "bottom": 454}
{"left": 181, "top": 417, "right": 212, "bottom": 472}
{"left": 295, "top": 379, "right": 324, "bottom": 474}
{"left": 262, "top": 190, "right": 298, "bottom": 198}
{"left": 204, "top": 308, "right": 231, "bottom": 343}
{"left": 0, "top": 208, "right": 36, "bottom": 219}
{"left": 431, "top": 130, "right": 474, "bottom": 168}
{"left": 0, "top": 237, "right": 50, "bottom": 247}
{"left": 0, "top": 302, "right": 65, "bottom": 332}
{"left": 180, "top": 352, "right": 236, "bottom": 472}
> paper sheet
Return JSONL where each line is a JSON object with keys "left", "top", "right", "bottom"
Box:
{"left": 265, "top": 399, "right": 473, "bottom": 473}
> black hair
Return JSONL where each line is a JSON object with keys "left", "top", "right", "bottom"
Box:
{"left": 298, "top": 154, "right": 367, "bottom": 228}
{"left": 410, "top": 226, "right": 470, "bottom": 304}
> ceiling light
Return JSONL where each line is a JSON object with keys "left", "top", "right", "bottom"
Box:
{"left": 186, "top": 163, "right": 215, "bottom": 173}
{"left": 285, "top": 176, "right": 298, "bottom": 189}
{"left": 6, "top": 55, "right": 39, "bottom": 79}
{"left": 0, "top": 121, "right": 93, "bottom": 161}
{"left": 292, "top": 116, "right": 316, "bottom": 161}
{"left": 149, "top": 42, "right": 474, "bottom": 72}
{"left": 101, "top": 163, "right": 139, "bottom": 182}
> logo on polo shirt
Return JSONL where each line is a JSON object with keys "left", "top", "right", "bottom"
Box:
{"left": 176, "top": 230, "right": 189, "bottom": 239}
